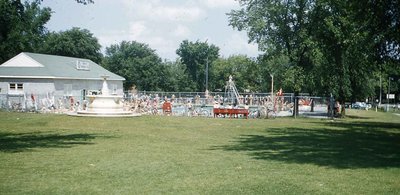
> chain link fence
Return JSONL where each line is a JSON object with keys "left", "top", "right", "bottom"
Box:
{"left": 0, "top": 91, "right": 330, "bottom": 118}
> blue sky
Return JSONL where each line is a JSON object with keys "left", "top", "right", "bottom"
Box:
{"left": 41, "top": 0, "right": 261, "bottom": 61}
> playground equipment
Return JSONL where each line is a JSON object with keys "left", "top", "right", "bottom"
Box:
{"left": 212, "top": 75, "right": 249, "bottom": 119}
{"left": 224, "top": 75, "right": 241, "bottom": 106}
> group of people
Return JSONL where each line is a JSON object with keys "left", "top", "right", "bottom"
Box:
{"left": 121, "top": 92, "right": 292, "bottom": 116}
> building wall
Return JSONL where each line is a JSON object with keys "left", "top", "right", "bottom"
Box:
{"left": 53, "top": 79, "right": 124, "bottom": 96}
{"left": 0, "top": 78, "right": 55, "bottom": 95}
{"left": 0, "top": 78, "right": 124, "bottom": 97}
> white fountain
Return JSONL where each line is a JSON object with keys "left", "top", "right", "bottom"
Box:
{"left": 76, "top": 76, "right": 140, "bottom": 117}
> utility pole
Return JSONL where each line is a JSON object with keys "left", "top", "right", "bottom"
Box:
{"left": 270, "top": 74, "right": 274, "bottom": 100}
{"left": 379, "top": 72, "right": 382, "bottom": 106}
{"left": 205, "top": 39, "right": 209, "bottom": 94}
{"left": 206, "top": 55, "right": 209, "bottom": 92}
{"left": 387, "top": 77, "right": 393, "bottom": 112}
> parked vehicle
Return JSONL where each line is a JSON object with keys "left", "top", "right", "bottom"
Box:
{"left": 351, "top": 102, "right": 367, "bottom": 109}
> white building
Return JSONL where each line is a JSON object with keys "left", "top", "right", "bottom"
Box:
{"left": 0, "top": 52, "right": 125, "bottom": 111}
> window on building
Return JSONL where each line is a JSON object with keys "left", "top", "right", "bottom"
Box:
{"left": 9, "top": 83, "right": 23, "bottom": 94}
{"left": 17, "top": 83, "right": 23, "bottom": 90}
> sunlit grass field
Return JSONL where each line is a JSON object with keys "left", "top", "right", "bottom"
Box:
{"left": 0, "top": 110, "right": 399, "bottom": 194}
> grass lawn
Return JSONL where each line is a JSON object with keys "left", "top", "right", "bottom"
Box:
{"left": 0, "top": 110, "right": 399, "bottom": 194}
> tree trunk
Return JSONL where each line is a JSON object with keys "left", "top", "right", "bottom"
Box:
{"left": 310, "top": 98, "right": 314, "bottom": 112}
{"left": 340, "top": 101, "right": 346, "bottom": 117}
{"left": 292, "top": 92, "right": 299, "bottom": 117}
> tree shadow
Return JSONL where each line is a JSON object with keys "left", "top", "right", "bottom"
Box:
{"left": 313, "top": 120, "right": 400, "bottom": 131}
{"left": 0, "top": 132, "right": 112, "bottom": 153}
{"left": 212, "top": 121, "right": 400, "bottom": 169}
{"left": 345, "top": 114, "right": 371, "bottom": 119}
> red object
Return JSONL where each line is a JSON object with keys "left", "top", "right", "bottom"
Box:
{"left": 213, "top": 108, "right": 249, "bottom": 119}
{"left": 162, "top": 102, "right": 172, "bottom": 114}
{"left": 70, "top": 96, "right": 74, "bottom": 106}
{"left": 277, "top": 88, "right": 283, "bottom": 96}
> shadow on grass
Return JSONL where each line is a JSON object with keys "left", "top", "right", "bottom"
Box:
{"left": 213, "top": 121, "right": 400, "bottom": 169}
{"left": 319, "top": 120, "right": 400, "bottom": 131}
{"left": 0, "top": 132, "right": 111, "bottom": 153}
{"left": 343, "top": 114, "right": 372, "bottom": 119}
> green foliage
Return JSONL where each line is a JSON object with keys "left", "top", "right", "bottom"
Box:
{"left": 103, "top": 41, "right": 165, "bottom": 91}
{"left": 229, "top": 0, "right": 399, "bottom": 105}
{"left": 259, "top": 53, "right": 291, "bottom": 93}
{"left": 228, "top": 0, "right": 314, "bottom": 65}
{"left": 229, "top": 0, "right": 316, "bottom": 94}
{"left": 212, "top": 55, "right": 261, "bottom": 92}
{"left": 283, "top": 65, "right": 305, "bottom": 93}
{"left": 161, "top": 60, "right": 194, "bottom": 92}
{"left": 0, "top": 0, "right": 51, "bottom": 63}
{"left": 349, "top": 0, "right": 400, "bottom": 63}
{"left": 176, "top": 40, "right": 220, "bottom": 91}
{"left": 39, "top": 27, "right": 102, "bottom": 63}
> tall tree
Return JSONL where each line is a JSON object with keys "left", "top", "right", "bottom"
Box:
{"left": 176, "top": 40, "right": 219, "bottom": 92}
{"left": 229, "top": 0, "right": 400, "bottom": 115}
{"left": 350, "top": 0, "right": 400, "bottom": 103}
{"left": 228, "top": 0, "right": 314, "bottom": 116}
{"left": 212, "top": 55, "right": 261, "bottom": 92}
{"left": 0, "top": 0, "right": 51, "bottom": 63}
{"left": 228, "top": 0, "right": 316, "bottom": 115}
{"left": 309, "top": 0, "right": 384, "bottom": 114}
{"left": 161, "top": 60, "right": 194, "bottom": 92}
{"left": 39, "top": 27, "right": 102, "bottom": 63}
{"left": 102, "top": 41, "right": 165, "bottom": 91}
{"left": 259, "top": 53, "right": 291, "bottom": 93}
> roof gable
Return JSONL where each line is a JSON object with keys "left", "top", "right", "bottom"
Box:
{"left": 1, "top": 53, "right": 44, "bottom": 67}
{"left": 0, "top": 52, "right": 125, "bottom": 81}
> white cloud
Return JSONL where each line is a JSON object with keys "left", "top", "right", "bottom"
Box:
{"left": 129, "top": 21, "right": 147, "bottom": 40}
{"left": 173, "top": 24, "right": 191, "bottom": 37}
{"left": 146, "top": 37, "right": 179, "bottom": 59}
{"left": 95, "top": 0, "right": 256, "bottom": 59}
{"left": 202, "top": 0, "right": 239, "bottom": 9}
{"left": 153, "top": 6, "right": 203, "bottom": 22}
{"left": 122, "top": 0, "right": 205, "bottom": 22}
{"left": 43, "top": 0, "right": 259, "bottom": 60}
{"left": 220, "top": 32, "right": 261, "bottom": 57}
{"left": 97, "top": 30, "right": 128, "bottom": 53}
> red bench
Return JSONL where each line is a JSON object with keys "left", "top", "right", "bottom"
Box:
{"left": 213, "top": 108, "right": 249, "bottom": 119}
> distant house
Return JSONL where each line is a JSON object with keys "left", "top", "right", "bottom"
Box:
{"left": 0, "top": 52, "right": 125, "bottom": 110}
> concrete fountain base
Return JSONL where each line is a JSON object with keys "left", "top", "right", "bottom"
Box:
{"left": 70, "top": 76, "right": 140, "bottom": 117}
{"left": 71, "top": 111, "right": 141, "bottom": 117}
{"left": 74, "top": 95, "right": 140, "bottom": 117}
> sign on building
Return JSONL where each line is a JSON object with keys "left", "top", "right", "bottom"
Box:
{"left": 76, "top": 60, "right": 90, "bottom": 70}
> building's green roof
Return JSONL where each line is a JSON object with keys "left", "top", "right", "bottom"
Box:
{"left": 0, "top": 52, "right": 125, "bottom": 81}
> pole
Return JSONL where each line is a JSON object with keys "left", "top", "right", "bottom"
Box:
{"left": 379, "top": 72, "right": 382, "bottom": 106}
{"left": 206, "top": 55, "right": 208, "bottom": 92}
{"left": 270, "top": 74, "right": 274, "bottom": 99}
{"left": 388, "top": 77, "right": 391, "bottom": 112}
{"left": 330, "top": 93, "right": 334, "bottom": 119}
{"left": 205, "top": 39, "right": 209, "bottom": 93}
